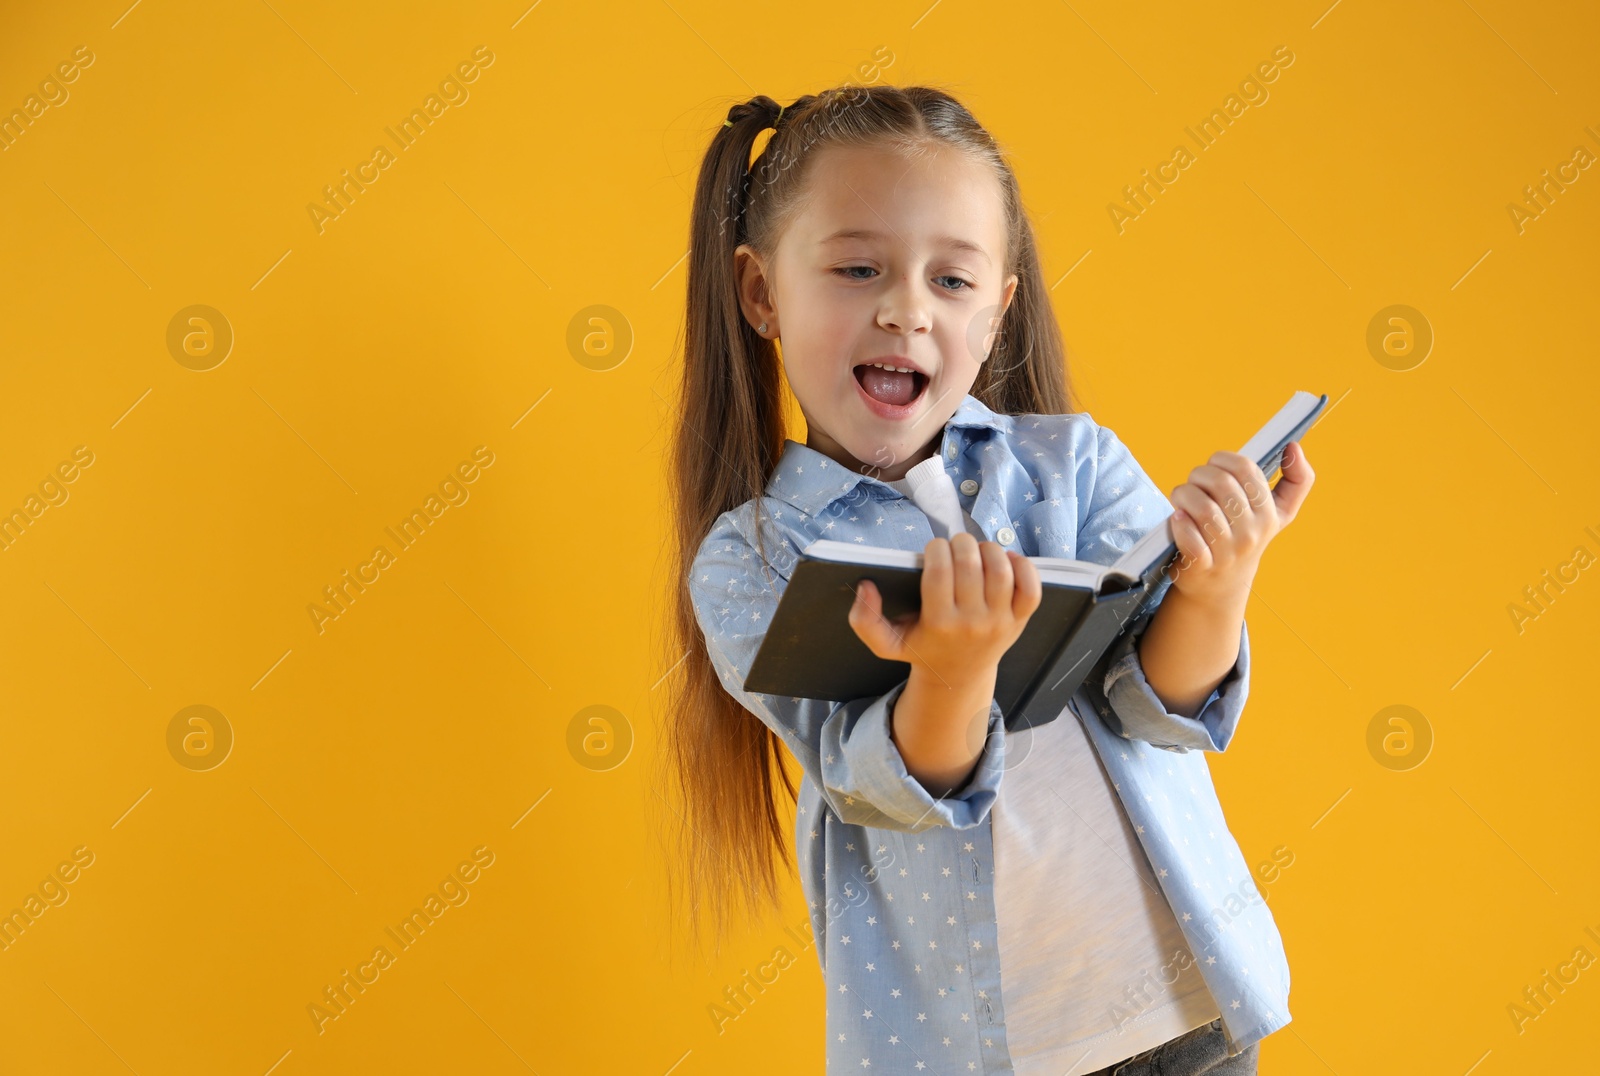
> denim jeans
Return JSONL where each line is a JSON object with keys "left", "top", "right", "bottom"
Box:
{"left": 1085, "top": 1018, "right": 1259, "bottom": 1076}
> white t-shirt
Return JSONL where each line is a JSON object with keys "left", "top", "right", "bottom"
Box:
{"left": 887, "top": 456, "right": 1220, "bottom": 1074}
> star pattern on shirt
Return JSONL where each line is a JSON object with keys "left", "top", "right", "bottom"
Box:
{"left": 688, "top": 398, "right": 1284, "bottom": 1070}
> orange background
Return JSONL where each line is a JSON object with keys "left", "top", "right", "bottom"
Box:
{"left": 1, "top": 1, "right": 1597, "bottom": 1072}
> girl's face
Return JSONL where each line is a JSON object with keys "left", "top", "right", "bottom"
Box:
{"left": 736, "top": 141, "right": 1018, "bottom": 483}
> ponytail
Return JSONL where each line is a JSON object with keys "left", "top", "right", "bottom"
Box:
{"left": 659, "top": 85, "right": 1076, "bottom": 957}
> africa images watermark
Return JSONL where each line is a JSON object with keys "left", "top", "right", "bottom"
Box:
{"left": 1507, "top": 921, "right": 1600, "bottom": 1035}
{"left": 306, "top": 46, "right": 497, "bottom": 234}
{"left": 707, "top": 843, "right": 886, "bottom": 1034}
{"left": 0, "top": 45, "right": 95, "bottom": 154}
{"left": 0, "top": 845, "right": 96, "bottom": 953}
{"left": 1506, "top": 125, "right": 1600, "bottom": 235}
{"left": 714, "top": 48, "right": 896, "bottom": 240}
{"left": 1107, "top": 45, "right": 1297, "bottom": 234}
{"left": 0, "top": 445, "right": 95, "bottom": 553}
{"left": 1108, "top": 844, "right": 1294, "bottom": 1032}
{"left": 307, "top": 446, "right": 496, "bottom": 635}
{"left": 307, "top": 845, "right": 496, "bottom": 1034}
{"left": 1506, "top": 522, "right": 1600, "bottom": 635}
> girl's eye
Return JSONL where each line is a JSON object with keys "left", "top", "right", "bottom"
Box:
{"left": 831, "top": 267, "right": 975, "bottom": 292}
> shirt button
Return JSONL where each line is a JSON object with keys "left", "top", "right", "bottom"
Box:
{"left": 946, "top": 444, "right": 958, "bottom": 459}
{"left": 997, "top": 527, "right": 1016, "bottom": 545}
{"left": 959, "top": 479, "right": 979, "bottom": 496}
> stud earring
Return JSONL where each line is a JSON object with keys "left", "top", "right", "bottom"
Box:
{"left": 758, "top": 322, "right": 768, "bottom": 334}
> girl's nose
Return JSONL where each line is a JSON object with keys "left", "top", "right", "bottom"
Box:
{"left": 876, "top": 273, "right": 933, "bottom": 335}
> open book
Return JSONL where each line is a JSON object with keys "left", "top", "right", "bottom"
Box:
{"left": 743, "top": 390, "right": 1328, "bottom": 732}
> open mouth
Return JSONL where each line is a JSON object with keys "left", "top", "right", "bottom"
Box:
{"left": 852, "top": 362, "right": 929, "bottom": 409}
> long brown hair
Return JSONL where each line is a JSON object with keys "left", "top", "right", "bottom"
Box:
{"left": 658, "top": 83, "right": 1079, "bottom": 957}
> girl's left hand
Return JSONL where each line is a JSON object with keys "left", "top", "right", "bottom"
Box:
{"left": 1165, "top": 441, "right": 1315, "bottom": 600}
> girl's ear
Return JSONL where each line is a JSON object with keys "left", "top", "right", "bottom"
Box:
{"left": 734, "top": 243, "right": 778, "bottom": 337}
{"left": 999, "top": 273, "right": 1018, "bottom": 317}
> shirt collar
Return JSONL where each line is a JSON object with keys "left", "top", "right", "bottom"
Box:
{"left": 764, "top": 394, "right": 1015, "bottom": 518}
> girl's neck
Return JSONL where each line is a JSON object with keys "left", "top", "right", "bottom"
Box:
{"left": 804, "top": 427, "right": 942, "bottom": 484}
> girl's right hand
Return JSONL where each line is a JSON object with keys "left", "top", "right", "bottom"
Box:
{"left": 847, "top": 533, "right": 1042, "bottom": 682}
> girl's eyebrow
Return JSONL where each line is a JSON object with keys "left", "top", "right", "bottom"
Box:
{"left": 819, "top": 227, "right": 991, "bottom": 266}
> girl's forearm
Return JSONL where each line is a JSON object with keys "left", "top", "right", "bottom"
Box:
{"left": 1136, "top": 581, "right": 1249, "bottom": 720}
{"left": 890, "top": 663, "right": 998, "bottom": 799}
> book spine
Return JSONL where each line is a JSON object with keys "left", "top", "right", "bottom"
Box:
{"left": 1009, "top": 584, "right": 1149, "bottom": 731}
{"left": 1004, "top": 596, "right": 1100, "bottom": 731}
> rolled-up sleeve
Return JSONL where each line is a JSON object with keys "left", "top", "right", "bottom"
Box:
{"left": 1094, "top": 577, "right": 1250, "bottom": 752}
{"left": 690, "top": 505, "right": 1007, "bottom": 831}
{"left": 1073, "top": 423, "right": 1251, "bottom": 753}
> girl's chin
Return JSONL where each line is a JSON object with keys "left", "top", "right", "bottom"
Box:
{"left": 802, "top": 392, "right": 950, "bottom": 473}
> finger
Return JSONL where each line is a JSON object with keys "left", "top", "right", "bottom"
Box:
{"left": 949, "top": 532, "right": 985, "bottom": 613}
{"left": 1187, "top": 461, "right": 1257, "bottom": 532}
{"left": 846, "top": 579, "right": 902, "bottom": 660}
{"left": 980, "top": 539, "right": 1014, "bottom": 613}
{"left": 1170, "top": 484, "right": 1232, "bottom": 550}
{"left": 1167, "top": 509, "right": 1214, "bottom": 577}
{"left": 1008, "top": 551, "right": 1042, "bottom": 620}
{"left": 920, "top": 537, "right": 954, "bottom": 625}
{"left": 1206, "top": 451, "right": 1273, "bottom": 517}
{"left": 1271, "top": 442, "right": 1316, "bottom": 525}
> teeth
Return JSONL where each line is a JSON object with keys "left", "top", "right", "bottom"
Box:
{"left": 867, "top": 363, "right": 917, "bottom": 374}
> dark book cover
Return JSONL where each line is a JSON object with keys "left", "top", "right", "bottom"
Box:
{"left": 743, "top": 391, "right": 1327, "bottom": 732}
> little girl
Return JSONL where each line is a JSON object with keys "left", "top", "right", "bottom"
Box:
{"left": 663, "top": 85, "right": 1314, "bottom": 1075}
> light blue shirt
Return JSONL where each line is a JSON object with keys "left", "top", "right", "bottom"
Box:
{"left": 689, "top": 393, "right": 1292, "bottom": 1071}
